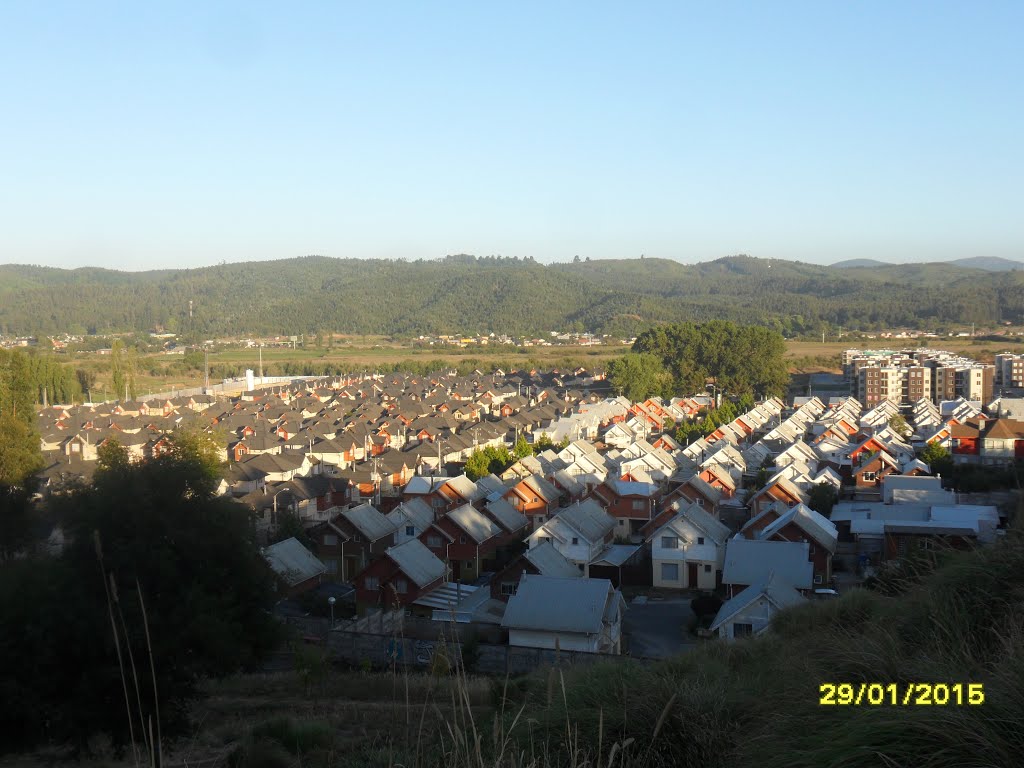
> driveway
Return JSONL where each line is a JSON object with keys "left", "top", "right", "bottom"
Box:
{"left": 622, "top": 595, "right": 698, "bottom": 659}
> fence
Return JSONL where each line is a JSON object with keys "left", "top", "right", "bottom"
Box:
{"left": 326, "top": 625, "right": 632, "bottom": 675}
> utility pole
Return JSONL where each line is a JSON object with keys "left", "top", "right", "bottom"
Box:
{"left": 204, "top": 348, "right": 209, "bottom": 389}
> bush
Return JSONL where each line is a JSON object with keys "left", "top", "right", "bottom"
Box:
{"left": 691, "top": 594, "right": 723, "bottom": 617}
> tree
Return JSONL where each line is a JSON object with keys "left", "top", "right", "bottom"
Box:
{"left": 512, "top": 434, "right": 532, "bottom": 460}
{"left": 607, "top": 352, "right": 672, "bottom": 402}
{"left": 269, "top": 509, "right": 313, "bottom": 550}
{"left": 464, "top": 445, "right": 513, "bottom": 481}
{"left": 920, "top": 442, "right": 953, "bottom": 475}
{"left": 0, "top": 453, "right": 282, "bottom": 753}
{"left": 111, "top": 339, "right": 126, "bottom": 401}
{"left": 808, "top": 482, "right": 838, "bottom": 517}
{"left": 96, "top": 438, "right": 130, "bottom": 473}
{"left": 170, "top": 426, "right": 226, "bottom": 487}
{"left": 76, "top": 367, "right": 97, "bottom": 400}
{"left": 888, "top": 414, "right": 910, "bottom": 437}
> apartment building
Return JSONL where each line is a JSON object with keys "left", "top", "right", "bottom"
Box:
{"left": 847, "top": 349, "right": 992, "bottom": 406}
{"left": 995, "top": 353, "right": 1024, "bottom": 389}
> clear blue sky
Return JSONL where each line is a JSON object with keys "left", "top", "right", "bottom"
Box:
{"left": 2, "top": 2, "right": 1022, "bottom": 270}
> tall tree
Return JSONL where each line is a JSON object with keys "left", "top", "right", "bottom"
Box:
{"left": 607, "top": 352, "right": 672, "bottom": 402}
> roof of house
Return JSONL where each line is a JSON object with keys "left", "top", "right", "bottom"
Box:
{"left": 722, "top": 537, "right": 813, "bottom": 590}
{"left": 484, "top": 497, "right": 529, "bottom": 533}
{"left": 710, "top": 572, "right": 806, "bottom": 633}
{"left": 757, "top": 503, "right": 839, "bottom": 554}
{"left": 523, "top": 540, "right": 583, "bottom": 579}
{"left": 386, "top": 498, "right": 434, "bottom": 531}
{"left": 446, "top": 503, "right": 503, "bottom": 543}
{"left": 341, "top": 502, "right": 398, "bottom": 541}
{"left": 385, "top": 538, "right": 447, "bottom": 587}
{"left": 551, "top": 498, "right": 616, "bottom": 543}
{"left": 262, "top": 537, "right": 326, "bottom": 587}
{"left": 501, "top": 574, "right": 619, "bottom": 634}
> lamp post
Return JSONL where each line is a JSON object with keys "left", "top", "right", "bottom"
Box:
{"left": 327, "top": 596, "right": 336, "bottom": 627}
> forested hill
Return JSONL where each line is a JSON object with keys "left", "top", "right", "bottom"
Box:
{"left": 1, "top": 254, "right": 1022, "bottom": 338}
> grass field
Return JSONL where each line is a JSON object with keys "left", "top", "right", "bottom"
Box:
{"left": 61, "top": 335, "right": 1024, "bottom": 400}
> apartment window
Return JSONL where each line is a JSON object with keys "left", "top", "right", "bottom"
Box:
{"left": 661, "top": 536, "right": 679, "bottom": 549}
{"left": 734, "top": 623, "right": 753, "bottom": 638}
{"left": 365, "top": 576, "right": 380, "bottom": 591}
{"left": 427, "top": 534, "right": 442, "bottom": 548}
{"left": 500, "top": 582, "right": 518, "bottom": 596}
{"left": 323, "top": 534, "right": 338, "bottom": 546}
{"left": 697, "top": 537, "right": 705, "bottom": 545}
{"left": 395, "top": 578, "right": 408, "bottom": 594}
{"left": 661, "top": 563, "right": 679, "bottom": 581}
{"left": 405, "top": 525, "right": 415, "bottom": 537}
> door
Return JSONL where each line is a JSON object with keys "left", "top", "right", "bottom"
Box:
{"left": 687, "top": 563, "right": 698, "bottom": 589}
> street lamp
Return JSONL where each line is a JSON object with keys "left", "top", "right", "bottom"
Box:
{"left": 327, "top": 596, "right": 336, "bottom": 627}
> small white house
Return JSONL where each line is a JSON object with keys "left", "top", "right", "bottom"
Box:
{"left": 525, "top": 499, "right": 615, "bottom": 575}
{"left": 501, "top": 574, "right": 626, "bottom": 654}
{"left": 709, "top": 573, "right": 805, "bottom": 640}
{"left": 648, "top": 502, "right": 731, "bottom": 590}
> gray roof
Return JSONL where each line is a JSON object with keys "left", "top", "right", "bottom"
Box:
{"left": 386, "top": 498, "right": 434, "bottom": 531}
{"left": 710, "top": 573, "right": 806, "bottom": 633}
{"left": 484, "top": 497, "right": 529, "bottom": 533}
{"left": 262, "top": 537, "right": 326, "bottom": 587}
{"left": 446, "top": 503, "right": 503, "bottom": 543}
{"left": 757, "top": 503, "right": 839, "bottom": 554}
{"left": 722, "top": 537, "right": 813, "bottom": 591}
{"left": 385, "top": 538, "right": 447, "bottom": 587}
{"left": 523, "top": 540, "right": 583, "bottom": 579}
{"left": 553, "top": 498, "right": 616, "bottom": 543}
{"left": 341, "top": 502, "right": 399, "bottom": 542}
{"left": 501, "top": 574, "right": 619, "bottom": 634}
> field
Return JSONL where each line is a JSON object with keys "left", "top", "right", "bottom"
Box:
{"left": 54, "top": 334, "right": 1024, "bottom": 400}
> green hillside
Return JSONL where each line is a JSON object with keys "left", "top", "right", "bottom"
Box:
{"left": 1, "top": 254, "right": 1021, "bottom": 338}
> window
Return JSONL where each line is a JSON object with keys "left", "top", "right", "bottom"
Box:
{"left": 533, "top": 497, "right": 540, "bottom": 503}
{"left": 572, "top": 537, "right": 579, "bottom": 545}
{"left": 661, "top": 563, "right": 679, "bottom": 581}
{"left": 326, "top": 559, "right": 338, "bottom": 574}
{"left": 704, "top": 564, "right": 712, "bottom": 573}
{"left": 459, "top": 535, "right": 467, "bottom": 544}
{"left": 618, "top": 519, "right": 626, "bottom": 527}
{"left": 395, "top": 578, "right": 408, "bottom": 594}
{"left": 542, "top": 536, "right": 552, "bottom": 544}
{"left": 733, "top": 623, "right": 753, "bottom": 638}
{"left": 695, "top": 498, "right": 704, "bottom": 506}
{"left": 427, "top": 534, "right": 442, "bottom": 548}
{"left": 353, "top": 534, "right": 362, "bottom": 543}
{"left": 697, "top": 537, "right": 705, "bottom": 545}
{"left": 862, "top": 472, "right": 877, "bottom": 482}
{"left": 465, "top": 560, "right": 473, "bottom": 569}
{"left": 813, "top": 575, "right": 824, "bottom": 585}
{"left": 323, "top": 534, "right": 338, "bottom": 546}
{"left": 632, "top": 500, "right": 645, "bottom": 510}
{"left": 405, "top": 525, "right": 415, "bottom": 537}
{"left": 365, "top": 576, "right": 380, "bottom": 591}
{"left": 808, "top": 544, "right": 815, "bottom": 554}
{"left": 660, "top": 536, "right": 679, "bottom": 549}
{"left": 500, "top": 582, "right": 518, "bottom": 596}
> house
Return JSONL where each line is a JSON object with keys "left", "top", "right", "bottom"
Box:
{"left": 326, "top": 503, "right": 398, "bottom": 580}
{"left": 501, "top": 574, "right": 626, "bottom": 654}
{"left": 648, "top": 502, "right": 732, "bottom": 590}
{"left": 489, "top": 540, "right": 582, "bottom": 601}
{"left": 387, "top": 498, "right": 435, "bottom": 545}
{"left": 421, "top": 503, "right": 504, "bottom": 581}
{"left": 753, "top": 503, "right": 838, "bottom": 587}
{"left": 526, "top": 498, "right": 616, "bottom": 575}
{"left": 853, "top": 450, "right": 901, "bottom": 488}
{"left": 709, "top": 573, "right": 806, "bottom": 641}
{"left": 262, "top": 537, "right": 327, "bottom": 598}
{"left": 590, "top": 477, "right": 660, "bottom": 538}
{"left": 503, "top": 474, "right": 562, "bottom": 530}
{"left": 354, "top": 538, "right": 448, "bottom": 614}
{"left": 721, "top": 537, "right": 813, "bottom": 598}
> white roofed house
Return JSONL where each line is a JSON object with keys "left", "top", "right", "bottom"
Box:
{"left": 501, "top": 574, "right": 626, "bottom": 654}
{"left": 387, "top": 498, "right": 435, "bottom": 545}
{"left": 709, "top": 573, "right": 806, "bottom": 641}
{"left": 721, "top": 537, "right": 814, "bottom": 598}
{"left": 647, "top": 502, "right": 732, "bottom": 591}
{"left": 526, "top": 498, "right": 616, "bottom": 576}
{"left": 262, "top": 537, "right": 327, "bottom": 598}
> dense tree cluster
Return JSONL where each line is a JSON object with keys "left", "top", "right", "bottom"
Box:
{"left": 632, "top": 320, "right": 789, "bottom": 397}
{"left": 1, "top": 255, "right": 1021, "bottom": 338}
{"left": 0, "top": 452, "right": 281, "bottom": 755}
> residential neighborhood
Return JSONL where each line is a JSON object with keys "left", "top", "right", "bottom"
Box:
{"left": 32, "top": 360, "right": 1019, "bottom": 661}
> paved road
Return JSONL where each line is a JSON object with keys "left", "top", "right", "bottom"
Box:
{"left": 623, "top": 597, "right": 698, "bottom": 659}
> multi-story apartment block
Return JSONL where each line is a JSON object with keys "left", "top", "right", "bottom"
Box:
{"left": 847, "top": 349, "right": 993, "bottom": 406}
{"left": 994, "top": 353, "right": 1024, "bottom": 389}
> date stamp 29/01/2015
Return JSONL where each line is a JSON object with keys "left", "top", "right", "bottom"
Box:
{"left": 819, "top": 683, "right": 984, "bottom": 706}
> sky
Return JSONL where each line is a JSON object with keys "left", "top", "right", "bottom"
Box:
{"left": 1, "top": 2, "right": 1022, "bottom": 271}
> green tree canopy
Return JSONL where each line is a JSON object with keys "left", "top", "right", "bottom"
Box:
{"left": 607, "top": 352, "right": 672, "bottom": 402}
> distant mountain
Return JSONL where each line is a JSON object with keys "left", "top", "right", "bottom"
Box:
{"left": 946, "top": 256, "right": 1024, "bottom": 271}
{"left": 1, "top": 254, "right": 1022, "bottom": 337}
{"left": 830, "top": 259, "right": 889, "bottom": 268}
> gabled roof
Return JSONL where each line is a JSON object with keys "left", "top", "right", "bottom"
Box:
{"left": 722, "top": 537, "right": 813, "bottom": 590}
{"left": 387, "top": 498, "right": 434, "bottom": 531}
{"left": 546, "top": 498, "right": 615, "bottom": 543}
{"left": 484, "top": 497, "right": 529, "bottom": 533}
{"left": 709, "top": 573, "right": 806, "bottom": 633}
{"left": 446, "top": 503, "right": 503, "bottom": 543}
{"left": 385, "top": 538, "right": 447, "bottom": 587}
{"left": 523, "top": 540, "right": 583, "bottom": 579}
{"left": 757, "top": 503, "right": 839, "bottom": 553}
{"left": 341, "top": 502, "right": 398, "bottom": 541}
{"left": 262, "top": 537, "right": 326, "bottom": 587}
{"left": 501, "top": 574, "right": 619, "bottom": 634}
